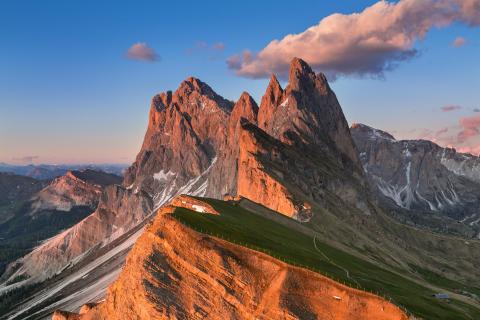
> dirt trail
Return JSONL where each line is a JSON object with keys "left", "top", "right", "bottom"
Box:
{"left": 313, "top": 235, "right": 360, "bottom": 287}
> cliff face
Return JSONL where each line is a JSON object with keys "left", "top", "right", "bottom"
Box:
{"left": 2, "top": 58, "right": 370, "bottom": 295}
{"left": 54, "top": 198, "right": 407, "bottom": 320}
{"left": 258, "top": 58, "right": 361, "bottom": 170}
{"left": 351, "top": 123, "right": 480, "bottom": 237}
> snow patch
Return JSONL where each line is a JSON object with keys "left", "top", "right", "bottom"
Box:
{"left": 153, "top": 169, "right": 175, "bottom": 182}
{"left": 280, "top": 98, "right": 289, "bottom": 108}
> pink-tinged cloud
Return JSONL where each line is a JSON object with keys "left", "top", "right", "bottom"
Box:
{"left": 452, "top": 36, "right": 467, "bottom": 47}
{"left": 458, "top": 114, "right": 480, "bottom": 142}
{"left": 212, "top": 42, "right": 225, "bottom": 51}
{"left": 228, "top": 0, "right": 480, "bottom": 79}
{"left": 457, "top": 145, "right": 480, "bottom": 155}
{"left": 441, "top": 105, "right": 462, "bottom": 112}
{"left": 126, "top": 42, "right": 159, "bottom": 62}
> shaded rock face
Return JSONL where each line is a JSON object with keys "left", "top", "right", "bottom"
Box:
{"left": 123, "top": 77, "right": 234, "bottom": 206}
{"left": 121, "top": 58, "right": 367, "bottom": 218}
{"left": 65, "top": 204, "right": 408, "bottom": 320}
{"left": 351, "top": 123, "right": 480, "bottom": 236}
{"left": 1, "top": 185, "right": 153, "bottom": 284}
{"left": 258, "top": 58, "right": 361, "bottom": 171}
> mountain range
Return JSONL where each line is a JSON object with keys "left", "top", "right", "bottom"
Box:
{"left": 0, "top": 164, "right": 127, "bottom": 181}
{"left": 1, "top": 58, "right": 479, "bottom": 320}
{"left": 352, "top": 123, "right": 480, "bottom": 238}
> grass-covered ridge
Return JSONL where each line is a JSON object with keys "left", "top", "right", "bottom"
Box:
{"left": 171, "top": 198, "right": 480, "bottom": 320}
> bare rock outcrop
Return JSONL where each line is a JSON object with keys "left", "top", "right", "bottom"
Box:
{"left": 59, "top": 203, "right": 408, "bottom": 320}
{"left": 351, "top": 123, "right": 480, "bottom": 237}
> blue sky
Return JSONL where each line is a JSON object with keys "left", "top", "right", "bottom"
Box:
{"left": 1, "top": 0, "right": 479, "bottom": 164}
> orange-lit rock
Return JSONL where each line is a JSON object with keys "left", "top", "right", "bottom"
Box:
{"left": 56, "top": 204, "right": 408, "bottom": 320}
{"left": 237, "top": 123, "right": 299, "bottom": 218}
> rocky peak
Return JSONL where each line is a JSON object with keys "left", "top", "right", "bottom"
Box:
{"left": 258, "top": 57, "right": 361, "bottom": 170}
{"left": 287, "top": 57, "right": 329, "bottom": 95}
{"left": 151, "top": 91, "right": 172, "bottom": 112}
{"left": 173, "top": 76, "right": 233, "bottom": 112}
{"left": 258, "top": 75, "right": 283, "bottom": 129}
{"left": 29, "top": 170, "right": 107, "bottom": 214}
{"left": 350, "top": 123, "right": 396, "bottom": 142}
{"left": 230, "top": 91, "right": 258, "bottom": 124}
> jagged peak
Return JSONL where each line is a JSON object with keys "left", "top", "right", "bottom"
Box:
{"left": 175, "top": 76, "right": 233, "bottom": 111}
{"left": 289, "top": 57, "right": 314, "bottom": 77}
{"left": 268, "top": 74, "right": 282, "bottom": 90}
{"left": 236, "top": 92, "right": 258, "bottom": 111}
{"left": 261, "top": 74, "right": 284, "bottom": 106}
{"left": 230, "top": 92, "right": 258, "bottom": 127}
{"left": 288, "top": 57, "right": 329, "bottom": 93}
{"left": 151, "top": 91, "right": 172, "bottom": 111}
{"left": 351, "top": 123, "right": 396, "bottom": 141}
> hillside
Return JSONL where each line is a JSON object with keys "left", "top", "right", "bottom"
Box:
{"left": 2, "top": 58, "right": 479, "bottom": 320}
{"left": 53, "top": 196, "right": 479, "bottom": 320}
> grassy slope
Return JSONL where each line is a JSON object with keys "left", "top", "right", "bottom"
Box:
{"left": 171, "top": 198, "right": 480, "bottom": 320}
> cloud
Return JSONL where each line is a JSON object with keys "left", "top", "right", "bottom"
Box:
{"left": 126, "top": 42, "right": 159, "bottom": 62}
{"left": 452, "top": 36, "right": 467, "bottom": 47}
{"left": 473, "top": 108, "right": 480, "bottom": 112}
{"left": 13, "top": 156, "right": 39, "bottom": 163}
{"left": 458, "top": 114, "right": 480, "bottom": 142}
{"left": 457, "top": 145, "right": 480, "bottom": 155}
{"left": 212, "top": 42, "right": 225, "bottom": 51}
{"left": 228, "top": 0, "right": 480, "bottom": 79}
{"left": 441, "top": 105, "right": 462, "bottom": 112}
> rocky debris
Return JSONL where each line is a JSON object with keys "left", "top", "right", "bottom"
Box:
{"left": 351, "top": 123, "right": 480, "bottom": 236}
{"left": 56, "top": 203, "right": 408, "bottom": 320}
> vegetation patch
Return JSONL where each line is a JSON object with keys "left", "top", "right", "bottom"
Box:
{"left": 172, "top": 198, "right": 480, "bottom": 320}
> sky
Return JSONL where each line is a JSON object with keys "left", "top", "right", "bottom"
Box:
{"left": 1, "top": 0, "right": 479, "bottom": 164}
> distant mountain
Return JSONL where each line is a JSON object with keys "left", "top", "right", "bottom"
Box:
{"left": 2, "top": 59, "right": 479, "bottom": 320}
{"left": 351, "top": 123, "right": 480, "bottom": 238}
{"left": 0, "top": 163, "right": 128, "bottom": 180}
{"left": 0, "top": 170, "right": 121, "bottom": 279}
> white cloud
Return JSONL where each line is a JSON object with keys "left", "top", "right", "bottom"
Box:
{"left": 126, "top": 42, "right": 159, "bottom": 62}
{"left": 228, "top": 0, "right": 480, "bottom": 79}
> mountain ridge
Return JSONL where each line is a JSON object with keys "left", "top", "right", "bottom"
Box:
{"left": 2, "top": 59, "right": 480, "bottom": 320}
